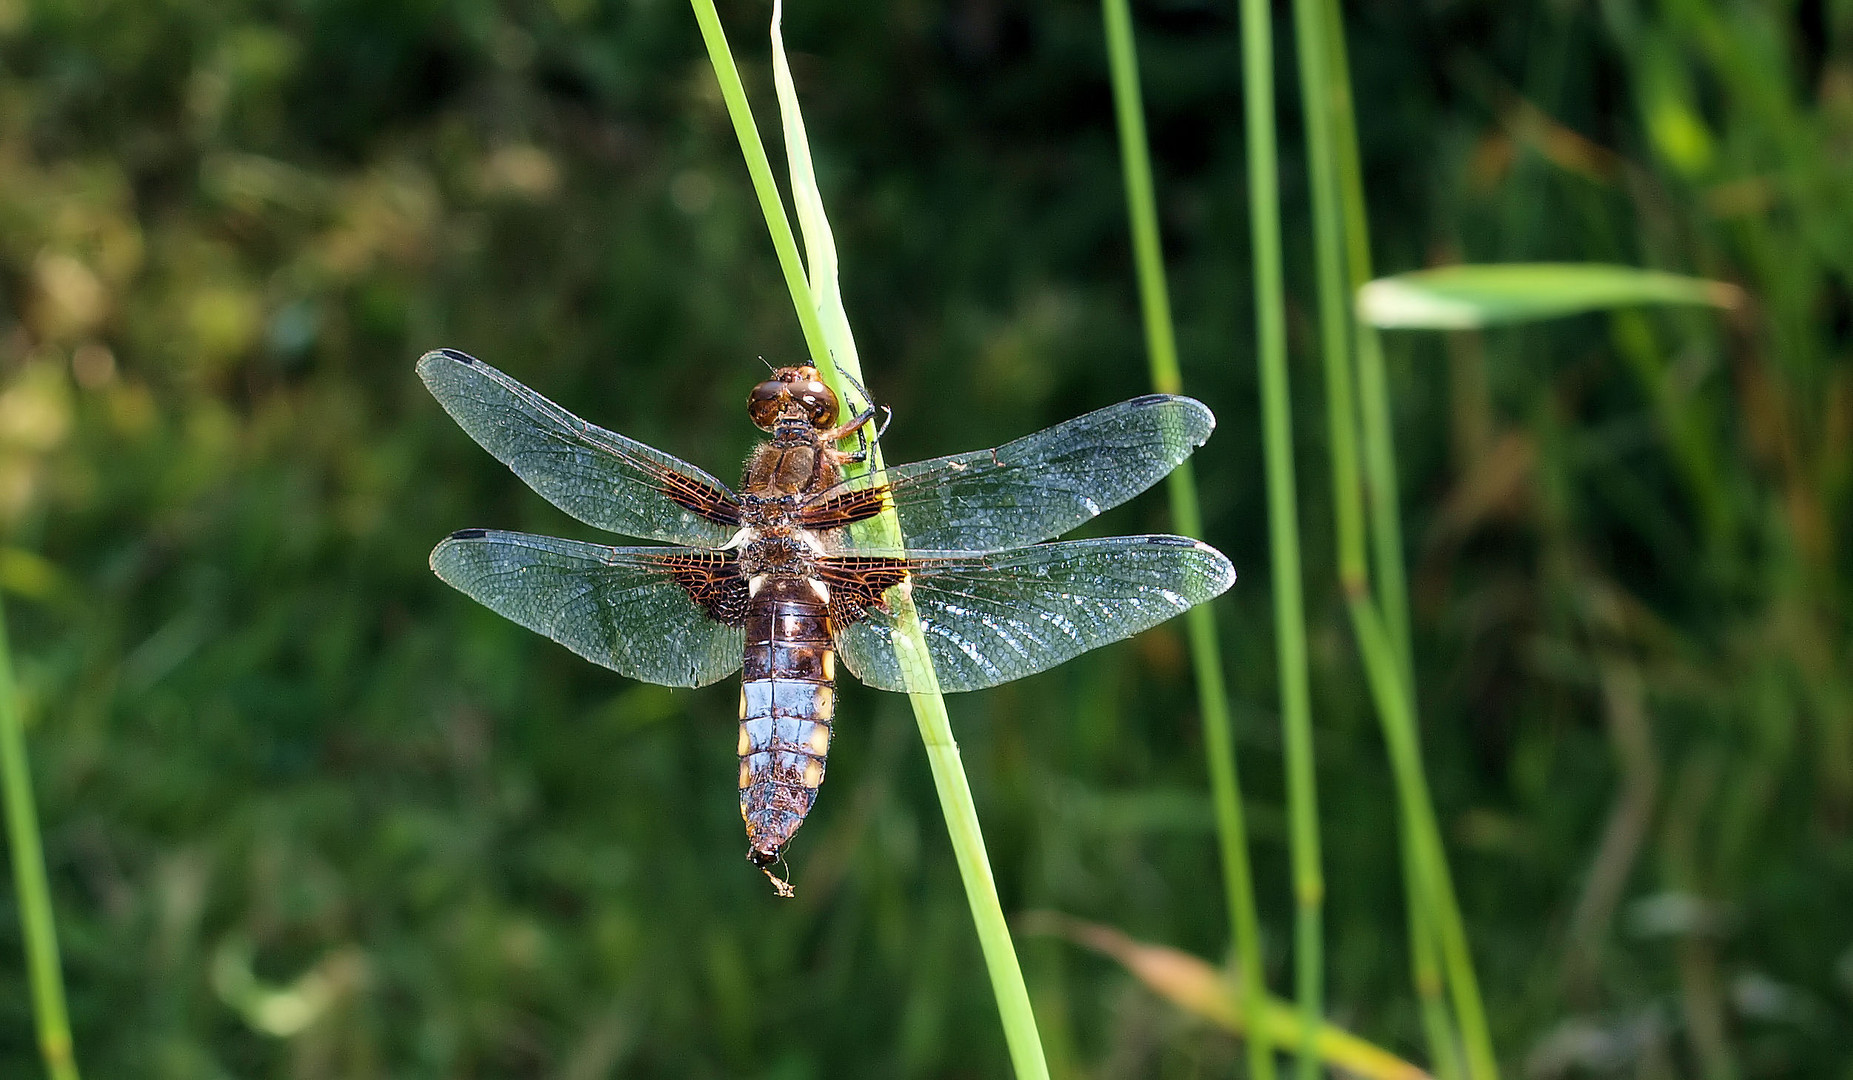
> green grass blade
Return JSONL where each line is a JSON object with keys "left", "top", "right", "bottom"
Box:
{"left": 690, "top": 4, "right": 1051, "bottom": 1076}
{"left": 1098, "top": 3, "right": 1274, "bottom": 1078}
{"left": 1316, "top": 0, "right": 1472, "bottom": 1074}
{"left": 1349, "top": 598, "right": 1497, "bottom": 1080}
{"left": 0, "top": 596, "right": 82, "bottom": 1080}
{"left": 768, "top": 7, "right": 844, "bottom": 368}
{"left": 1402, "top": 850, "right": 1465, "bottom": 1080}
{"left": 1317, "top": 0, "right": 1408, "bottom": 672}
{"left": 1290, "top": 0, "right": 1365, "bottom": 597}
{"left": 1358, "top": 264, "right": 1741, "bottom": 329}
{"left": 1278, "top": 0, "right": 1353, "bottom": 1072}
{"left": 1099, "top": 0, "right": 1179, "bottom": 391}
{"left": 686, "top": 0, "right": 831, "bottom": 372}
{"left": 1234, "top": 0, "right": 1318, "bottom": 1068}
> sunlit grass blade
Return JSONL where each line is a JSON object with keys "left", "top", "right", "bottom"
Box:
{"left": 0, "top": 596, "right": 81, "bottom": 1080}
{"left": 689, "top": 3, "right": 1050, "bottom": 1076}
{"left": 1317, "top": 0, "right": 1408, "bottom": 675}
{"left": 1349, "top": 601, "right": 1495, "bottom": 1079}
{"left": 1097, "top": 3, "right": 1273, "bottom": 1079}
{"left": 1359, "top": 264, "right": 1742, "bottom": 329}
{"left": 1021, "top": 915, "right": 1431, "bottom": 1080}
{"left": 686, "top": 0, "right": 830, "bottom": 369}
{"left": 1314, "top": 0, "right": 1473, "bottom": 1075}
{"left": 1242, "top": 0, "right": 1331, "bottom": 1074}
{"left": 1299, "top": 4, "right": 1512, "bottom": 1077}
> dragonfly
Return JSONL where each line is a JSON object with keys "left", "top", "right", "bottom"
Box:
{"left": 420, "top": 348, "right": 1234, "bottom": 895}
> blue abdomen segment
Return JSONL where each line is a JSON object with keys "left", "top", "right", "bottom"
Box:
{"left": 738, "top": 581, "right": 835, "bottom": 871}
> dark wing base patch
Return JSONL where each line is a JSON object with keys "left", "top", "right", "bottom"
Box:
{"left": 795, "top": 485, "right": 893, "bottom": 532}
{"left": 817, "top": 556, "right": 909, "bottom": 627}
{"left": 667, "top": 553, "right": 751, "bottom": 626}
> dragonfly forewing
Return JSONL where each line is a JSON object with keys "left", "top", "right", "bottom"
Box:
{"left": 420, "top": 349, "right": 743, "bottom": 547}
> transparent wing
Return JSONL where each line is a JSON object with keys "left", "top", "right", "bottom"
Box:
{"left": 830, "top": 535, "right": 1234, "bottom": 692}
{"left": 430, "top": 529, "right": 746, "bottom": 688}
{"left": 420, "top": 349, "right": 742, "bottom": 547}
{"left": 815, "top": 395, "right": 1214, "bottom": 553}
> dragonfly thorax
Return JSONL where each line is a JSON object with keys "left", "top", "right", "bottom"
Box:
{"left": 743, "top": 440, "right": 840, "bottom": 500}
{"left": 738, "top": 533, "right": 822, "bottom": 581}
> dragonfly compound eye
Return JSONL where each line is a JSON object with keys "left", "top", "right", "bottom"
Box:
{"left": 746, "top": 381, "right": 787, "bottom": 431}
{"left": 793, "top": 381, "right": 839, "bottom": 428}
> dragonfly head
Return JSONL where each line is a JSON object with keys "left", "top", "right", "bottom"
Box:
{"left": 748, "top": 366, "right": 839, "bottom": 434}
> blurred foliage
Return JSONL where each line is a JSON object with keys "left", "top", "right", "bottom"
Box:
{"left": 0, "top": 0, "right": 1848, "bottom": 1077}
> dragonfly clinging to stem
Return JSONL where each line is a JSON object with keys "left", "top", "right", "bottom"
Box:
{"left": 421, "top": 349, "right": 1234, "bottom": 895}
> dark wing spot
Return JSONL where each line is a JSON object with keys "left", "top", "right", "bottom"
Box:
{"left": 817, "top": 557, "right": 910, "bottom": 626}
{"left": 436, "top": 348, "right": 480, "bottom": 366}
{"left": 1128, "top": 393, "right": 1174, "bottom": 406}
{"left": 794, "top": 485, "right": 892, "bottom": 532}
{"left": 666, "top": 553, "right": 751, "bottom": 626}
{"left": 448, "top": 528, "right": 489, "bottom": 540}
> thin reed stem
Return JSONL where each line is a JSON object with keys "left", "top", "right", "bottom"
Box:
{"left": 1099, "top": 4, "right": 1274, "bottom": 1079}
{"left": 1314, "top": 0, "right": 1497, "bottom": 1074}
{"left": 1318, "top": 0, "right": 1406, "bottom": 669}
{"left": 1318, "top": 0, "right": 1460, "bottom": 1072}
{"left": 690, "top": 4, "right": 1050, "bottom": 1076}
{"left": 1290, "top": 0, "right": 1365, "bottom": 597}
{"left": 1289, "top": 1, "right": 1389, "bottom": 1077}
{"left": 1350, "top": 600, "right": 1497, "bottom": 1080}
{"left": 0, "top": 597, "right": 81, "bottom": 1080}
{"left": 1403, "top": 839, "right": 1465, "bottom": 1080}
{"left": 1242, "top": 0, "right": 1328, "bottom": 1075}
{"left": 688, "top": 0, "right": 832, "bottom": 373}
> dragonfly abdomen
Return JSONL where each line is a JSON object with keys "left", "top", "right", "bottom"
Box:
{"left": 738, "top": 578, "right": 835, "bottom": 879}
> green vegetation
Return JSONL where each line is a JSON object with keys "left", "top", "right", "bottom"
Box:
{"left": 1, "top": 1, "right": 1850, "bottom": 1078}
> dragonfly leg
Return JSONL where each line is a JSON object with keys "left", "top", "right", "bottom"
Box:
{"left": 833, "top": 369, "right": 892, "bottom": 458}
{"left": 827, "top": 402, "right": 892, "bottom": 464}
{"left": 838, "top": 367, "right": 876, "bottom": 414}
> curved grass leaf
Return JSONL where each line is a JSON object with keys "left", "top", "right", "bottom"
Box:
{"left": 1021, "top": 914, "right": 1432, "bottom": 1080}
{"left": 1359, "top": 263, "right": 1742, "bottom": 329}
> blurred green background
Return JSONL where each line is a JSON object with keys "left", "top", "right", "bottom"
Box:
{"left": 1, "top": 0, "right": 1849, "bottom": 1076}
